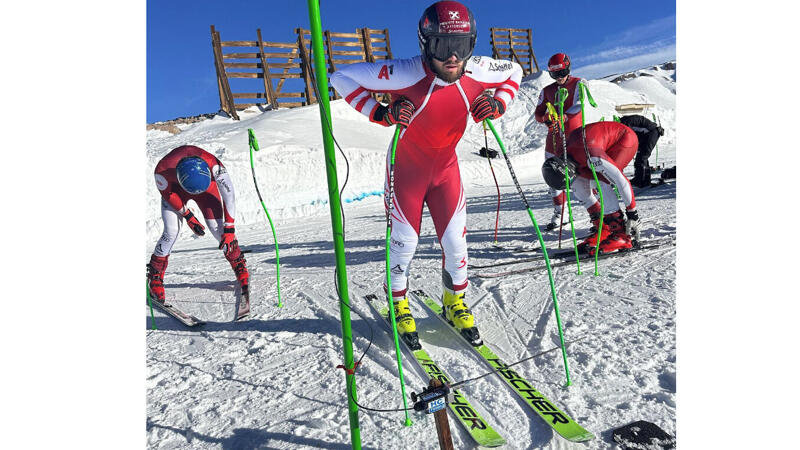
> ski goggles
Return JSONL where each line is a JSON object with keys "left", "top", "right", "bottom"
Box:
{"left": 549, "top": 68, "right": 570, "bottom": 79}
{"left": 424, "top": 35, "right": 475, "bottom": 61}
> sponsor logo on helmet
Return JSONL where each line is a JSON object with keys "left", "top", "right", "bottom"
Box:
{"left": 449, "top": 10, "right": 460, "bottom": 20}
{"left": 549, "top": 63, "right": 565, "bottom": 71}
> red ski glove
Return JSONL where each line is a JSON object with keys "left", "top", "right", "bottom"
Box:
{"left": 375, "top": 97, "right": 415, "bottom": 127}
{"left": 183, "top": 210, "right": 205, "bottom": 236}
{"left": 469, "top": 95, "right": 505, "bottom": 122}
{"left": 218, "top": 226, "right": 239, "bottom": 257}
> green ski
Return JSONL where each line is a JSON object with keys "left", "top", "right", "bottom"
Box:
{"left": 411, "top": 289, "right": 595, "bottom": 443}
{"left": 364, "top": 294, "right": 506, "bottom": 448}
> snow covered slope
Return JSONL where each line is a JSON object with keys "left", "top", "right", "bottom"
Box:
{"left": 146, "top": 63, "right": 676, "bottom": 449}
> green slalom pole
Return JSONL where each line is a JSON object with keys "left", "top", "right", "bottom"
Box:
{"left": 248, "top": 128, "right": 283, "bottom": 308}
{"left": 384, "top": 126, "right": 413, "bottom": 426}
{"left": 146, "top": 281, "right": 156, "bottom": 330}
{"left": 573, "top": 85, "right": 604, "bottom": 276}
{"left": 553, "top": 93, "right": 582, "bottom": 273}
{"left": 485, "top": 119, "right": 572, "bottom": 386}
{"left": 306, "top": 1, "right": 362, "bottom": 447}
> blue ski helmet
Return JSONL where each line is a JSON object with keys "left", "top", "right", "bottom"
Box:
{"left": 176, "top": 156, "right": 211, "bottom": 195}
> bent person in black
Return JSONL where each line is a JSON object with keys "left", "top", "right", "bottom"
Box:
{"left": 619, "top": 114, "right": 664, "bottom": 187}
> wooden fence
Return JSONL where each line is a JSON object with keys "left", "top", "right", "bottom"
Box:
{"left": 489, "top": 27, "right": 539, "bottom": 76}
{"left": 211, "top": 25, "right": 393, "bottom": 119}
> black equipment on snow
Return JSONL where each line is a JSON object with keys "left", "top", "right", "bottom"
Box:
{"left": 541, "top": 156, "right": 577, "bottom": 190}
{"left": 612, "top": 420, "right": 675, "bottom": 449}
{"left": 411, "top": 383, "right": 452, "bottom": 414}
{"left": 417, "top": 1, "right": 477, "bottom": 63}
{"left": 479, "top": 146, "right": 498, "bottom": 158}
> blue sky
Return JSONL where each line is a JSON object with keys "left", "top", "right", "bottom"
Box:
{"left": 147, "top": 0, "right": 675, "bottom": 122}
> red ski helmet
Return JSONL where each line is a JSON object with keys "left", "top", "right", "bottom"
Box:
{"left": 418, "top": 1, "right": 477, "bottom": 63}
{"left": 548, "top": 53, "right": 571, "bottom": 79}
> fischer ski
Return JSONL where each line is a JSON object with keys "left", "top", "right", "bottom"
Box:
{"left": 411, "top": 289, "right": 594, "bottom": 443}
{"left": 476, "top": 239, "right": 675, "bottom": 278}
{"left": 147, "top": 291, "right": 205, "bottom": 327}
{"left": 364, "top": 294, "right": 506, "bottom": 448}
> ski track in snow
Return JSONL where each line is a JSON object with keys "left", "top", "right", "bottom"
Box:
{"left": 147, "top": 67, "right": 676, "bottom": 449}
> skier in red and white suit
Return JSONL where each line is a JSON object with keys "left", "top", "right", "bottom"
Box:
{"left": 330, "top": 1, "right": 521, "bottom": 346}
{"left": 533, "top": 53, "right": 590, "bottom": 230}
{"left": 543, "top": 121, "right": 641, "bottom": 255}
{"left": 146, "top": 145, "right": 249, "bottom": 303}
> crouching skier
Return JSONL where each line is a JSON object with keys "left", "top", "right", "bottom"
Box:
{"left": 330, "top": 1, "right": 522, "bottom": 347}
{"left": 147, "top": 145, "right": 250, "bottom": 320}
{"left": 541, "top": 121, "right": 642, "bottom": 255}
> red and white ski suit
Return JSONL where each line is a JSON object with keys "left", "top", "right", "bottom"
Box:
{"left": 565, "top": 122, "right": 638, "bottom": 215}
{"left": 330, "top": 55, "right": 522, "bottom": 296}
{"left": 152, "top": 145, "right": 237, "bottom": 257}
{"left": 533, "top": 76, "right": 587, "bottom": 207}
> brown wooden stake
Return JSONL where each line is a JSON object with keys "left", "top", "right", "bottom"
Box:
{"left": 256, "top": 29, "right": 278, "bottom": 109}
{"left": 430, "top": 379, "right": 454, "bottom": 450}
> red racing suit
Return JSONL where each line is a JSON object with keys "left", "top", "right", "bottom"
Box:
{"left": 152, "top": 145, "right": 237, "bottom": 256}
{"left": 534, "top": 76, "right": 587, "bottom": 207}
{"left": 330, "top": 55, "right": 522, "bottom": 296}
{"left": 565, "top": 122, "right": 638, "bottom": 215}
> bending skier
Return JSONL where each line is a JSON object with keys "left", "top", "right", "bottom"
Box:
{"left": 618, "top": 114, "right": 664, "bottom": 187}
{"left": 541, "top": 121, "right": 641, "bottom": 254}
{"left": 330, "top": 0, "right": 522, "bottom": 347}
{"left": 147, "top": 145, "right": 250, "bottom": 314}
{"left": 533, "top": 53, "right": 590, "bottom": 230}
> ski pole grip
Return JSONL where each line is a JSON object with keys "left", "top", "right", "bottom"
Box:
{"left": 248, "top": 128, "right": 260, "bottom": 151}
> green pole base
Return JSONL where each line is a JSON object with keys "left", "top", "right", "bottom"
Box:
{"left": 404, "top": 418, "right": 413, "bottom": 427}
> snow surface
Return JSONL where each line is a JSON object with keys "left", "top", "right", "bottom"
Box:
{"left": 146, "top": 65, "right": 676, "bottom": 449}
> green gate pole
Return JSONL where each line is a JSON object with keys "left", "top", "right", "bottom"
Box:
{"left": 553, "top": 94, "right": 582, "bottom": 273}
{"left": 306, "top": 1, "right": 361, "bottom": 447}
{"left": 572, "top": 85, "right": 604, "bottom": 275}
{"left": 384, "top": 126, "right": 414, "bottom": 427}
{"left": 248, "top": 128, "right": 283, "bottom": 308}
{"left": 485, "top": 119, "right": 572, "bottom": 386}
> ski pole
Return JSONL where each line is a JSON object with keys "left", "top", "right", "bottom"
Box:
{"left": 248, "top": 128, "right": 283, "bottom": 308}
{"left": 652, "top": 113, "right": 661, "bottom": 169}
{"left": 546, "top": 102, "right": 568, "bottom": 250}
{"left": 575, "top": 84, "right": 604, "bottom": 276}
{"left": 554, "top": 91, "right": 582, "bottom": 273}
{"left": 482, "top": 120, "right": 501, "bottom": 243}
{"left": 484, "top": 118, "right": 572, "bottom": 386}
{"left": 146, "top": 281, "right": 157, "bottom": 330}
{"left": 385, "top": 125, "right": 413, "bottom": 426}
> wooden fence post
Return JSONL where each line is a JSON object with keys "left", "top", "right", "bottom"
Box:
{"left": 296, "top": 28, "right": 316, "bottom": 105}
{"left": 210, "top": 26, "right": 239, "bottom": 120}
{"left": 360, "top": 27, "right": 375, "bottom": 63}
{"left": 256, "top": 28, "right": 279, "bottom": 109}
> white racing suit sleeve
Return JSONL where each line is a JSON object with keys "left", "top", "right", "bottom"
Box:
{"left": 329, "top": 57, "right": 427, "bottom": 120}
{"left": 465, "top": 56, "right": 523, "bottom": 108}
{"left": 213, "top": 164, "right": 236, "bottom": 226}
